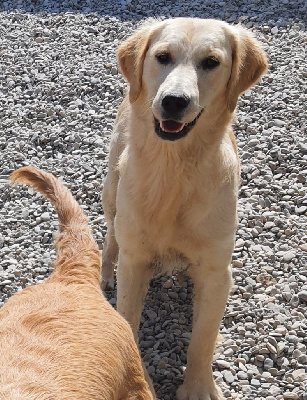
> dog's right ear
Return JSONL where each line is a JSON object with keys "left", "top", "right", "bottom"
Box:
{"left": 117, "top": 23, "right": 160, "bottom": 103}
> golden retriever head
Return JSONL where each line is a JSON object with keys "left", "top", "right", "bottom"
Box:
{"left": 118, "top": 18, "right": 267, "bottom": 141}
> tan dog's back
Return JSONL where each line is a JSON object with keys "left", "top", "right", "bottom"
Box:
{"left": 0, "top": 167, "right": 152, "bottom": 400}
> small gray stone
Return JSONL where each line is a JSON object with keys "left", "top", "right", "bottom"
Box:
{"left": 146, "top": 310, "right": 158, "bottom": 320}
{"left": 298, "top": 290, "right": 307, "bottom": 302}
{"left": 163, "top": 279, "right": 173, "bottom": 289}
{"left": 0, "top": 280, "right": 12, "bottom": 285}
{"left": 292, "top": 369, "right": 307, "bottom": 381}
{"left": 224, "top": 348, "right": 234, "bottom": 357}
{"left": 283, "top": 252, "right": 296, "bottom": 262}
{"left": 156, "top": 360, "right": 167, "bottom": 369}
{"left": 271, "top": 27, "right": 279, "bottom": 34}
{"left": 251, "top": 378, "right": 261, "bottom": 387}
{"left": 295, "top": 206, "right": 307, "bottom": 215}
{"left": 223, "top": 370, "right": 235, "bottom": 384}
{"left": 237, "top": 371, "right": 248, "bottom": 380}
{"left": 216, "top": 360, "right": 230, "bottom": 369}
{"left": 264, "top": 358, "right": 274, "bottom": 370}
{"left": 147, "top": 365, "right": 155, "bottom": 374}
{"left": 283, "top": 393, "right": 299, "bottom": 399}
{"left": 41, "top": 212, "right": 50, "bottom": 222}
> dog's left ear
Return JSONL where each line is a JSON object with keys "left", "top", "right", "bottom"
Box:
{"left": 117, "top": 22, "right": 160, "bottom": 103}
{"left": 227, "top": 27, "right": 268, "bottom": 112}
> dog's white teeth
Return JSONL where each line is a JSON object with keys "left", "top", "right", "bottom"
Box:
{"left": 161, "top": 120, "right": 184, "bottom": 133}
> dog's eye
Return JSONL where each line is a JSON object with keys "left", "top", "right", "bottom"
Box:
{"left": 156, "top": 52, "right": 172, "bottom": 65}
{"left": 201, "top": 57, "right": 220, "bottom": 70}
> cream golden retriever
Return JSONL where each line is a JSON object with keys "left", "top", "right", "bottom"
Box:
{"left": 101, "top": 18, "right": 267, "bottom": 400}
{"left": 0, "top": 167, "right": 152, "bottom": 400}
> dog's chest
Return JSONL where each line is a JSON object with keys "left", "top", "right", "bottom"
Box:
{"left": 135, "top": 164, "right": 211, "bottom": 223}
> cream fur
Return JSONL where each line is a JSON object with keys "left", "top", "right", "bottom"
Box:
{"left": 101, "top": 18, "right": 267, "bottom": 400}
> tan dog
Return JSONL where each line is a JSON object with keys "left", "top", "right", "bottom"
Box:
{"left": 101, "top": 18, "right": 267, "bottom": 400}
{"left": 0, "top": 167, "right": 152, "bottom": 400}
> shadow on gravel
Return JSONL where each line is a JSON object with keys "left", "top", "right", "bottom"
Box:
{"left": 105, "top": 274, "right": 194, "bottom": 400}
{"left": 0, "top": 0, "right": 306, "bottom": 26}
{"left": 142, "top": 276, "right": 194, "bottom": 400}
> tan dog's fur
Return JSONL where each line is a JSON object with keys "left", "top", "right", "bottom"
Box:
{"left": 101, "top": 18, "right": 267, "bottom": 400}
{"left": 0, "top": 167, "right": 152, "bottom": 400}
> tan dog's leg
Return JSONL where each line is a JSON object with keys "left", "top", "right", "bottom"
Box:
{"left": 177, "top": 259, "right": 232, "bottom": 400}
{"left": 101, "top": 172, "right": 119, "bottom": 291}
{"left": 116, "top": 251, "right": 156, "bottom": 397}
{"left": 101, "top": 223, "right": 118, "bottom": 290}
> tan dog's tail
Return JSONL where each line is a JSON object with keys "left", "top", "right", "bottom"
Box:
{"left": 10, "top": 166, "right": 101, "bottom": 286}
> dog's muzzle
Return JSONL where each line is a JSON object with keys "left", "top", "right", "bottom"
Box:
{"left": 154, "top": 109, "right": 204, "bottom": 141}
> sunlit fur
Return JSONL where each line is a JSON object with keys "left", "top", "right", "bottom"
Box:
{"left": 0, "top": 166, "right": 152, "bottom": 400}
{"left": 101, "top": 18, "right": 267, "bottom": 400}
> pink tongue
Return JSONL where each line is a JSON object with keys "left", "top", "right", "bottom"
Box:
{"left": 161, "top": 120, "right": 184, "bottom": 133}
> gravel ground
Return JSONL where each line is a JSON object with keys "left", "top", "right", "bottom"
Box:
{"left": 0, "top": 1, "right": 306, "bottom": 399}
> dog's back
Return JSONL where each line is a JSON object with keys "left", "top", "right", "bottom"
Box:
{"left": 0, "top": 167, "right": 151, "bottom": 400}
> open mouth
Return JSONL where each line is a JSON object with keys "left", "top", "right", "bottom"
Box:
{"left": 154, "top": 109, "right": 204, "bottom": 141}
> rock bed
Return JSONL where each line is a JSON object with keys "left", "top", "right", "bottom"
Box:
{"left": 0, "top": 1, "right": 306, "bottom": 399}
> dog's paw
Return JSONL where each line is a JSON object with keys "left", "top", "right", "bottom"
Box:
{"left": 176, "top": 382, "right": 225, "bottom": 400}
{"left": 101, "top": 277, "right": 114, "bottom": 291}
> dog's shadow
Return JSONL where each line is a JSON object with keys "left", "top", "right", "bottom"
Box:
{"left": 105, "top": 274, "right": 194, "bottom": 400}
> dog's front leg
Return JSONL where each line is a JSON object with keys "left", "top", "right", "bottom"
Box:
{"left": 101, "top": 165, "right": 120, "bottom": 291}
{"left": 101, "top": 223, "right": 118, "bottom": 291}
{"left": 177, "top": 264, "right": 232, "bottom": 400}
{"left": 116, "top": 251, "right": 156, "bottom": 397}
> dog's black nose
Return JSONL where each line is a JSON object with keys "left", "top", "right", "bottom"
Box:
{"left": 161, "top": 95, "right": 190, "bottom": 115}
